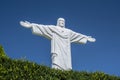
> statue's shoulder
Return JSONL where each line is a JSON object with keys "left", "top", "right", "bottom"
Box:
{"left": 50, "top": 25, "right": 56, "bottom": 27}
{"left": 65, "top": 28, "right": 73, "bottom": 32}
{"left": 46, "top": 25, "right": 57, "bottom": 31}
{"left": 44, "top": 25, "right": 56, "bottom": 27}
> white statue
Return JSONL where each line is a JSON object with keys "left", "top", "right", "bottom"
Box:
{"left": 20, "top": 18, "right": 96, "bottom": 70}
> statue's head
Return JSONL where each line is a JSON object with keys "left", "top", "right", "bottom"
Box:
{"left": 57, "top": 18, "right": 65, "bottom": 28}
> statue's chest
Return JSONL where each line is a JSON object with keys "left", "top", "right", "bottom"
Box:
{"left": 53, "top": 27, "right": 70, "bottom": 38}
{"left": 58, "top": 29, "right": 67, "bottom": 34}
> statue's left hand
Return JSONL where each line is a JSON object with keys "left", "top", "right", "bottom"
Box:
{"left": 87, "top": 36, "right": 96, "bottom": 42}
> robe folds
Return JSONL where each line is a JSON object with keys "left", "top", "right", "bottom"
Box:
{"left": 31, "top": 24, "right": 87, "bottom": 70}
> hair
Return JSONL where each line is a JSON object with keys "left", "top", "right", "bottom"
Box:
{"left": 56, "top": 18, "right": 65, "bottom": 27}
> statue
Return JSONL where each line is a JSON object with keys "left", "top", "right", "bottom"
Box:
{"left": 20, "top": 18, "right": 96, "bottom": 70}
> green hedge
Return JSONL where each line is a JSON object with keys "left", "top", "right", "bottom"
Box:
{"left": 0, "top": 45, "right": 120, "bottom": 80}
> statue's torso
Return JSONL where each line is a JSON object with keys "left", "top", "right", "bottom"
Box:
{"left": 51, "top": 26, "right": 72, "bottom": 70}
{"left": 51, "top": 26, "right": 71, "bottom": 39}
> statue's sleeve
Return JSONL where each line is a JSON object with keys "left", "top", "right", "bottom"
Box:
{"left": 70, "top": 30, "right": 88, "bottom": 44}
{"left": 31, "top": 24, "right": 54, "bottom": 40}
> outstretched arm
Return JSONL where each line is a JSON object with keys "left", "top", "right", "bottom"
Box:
{"left": 70, "top": 31, "right": 96, "bottom": 44}
{"left": 20, "top": 21, "right": 54, "bottom": 40}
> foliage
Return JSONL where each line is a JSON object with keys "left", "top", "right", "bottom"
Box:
{"left": 0, "top": 45, "right": 8, "bottom": 58}
{"left": 0, "top": 45, "right": 120, "bottom": 80}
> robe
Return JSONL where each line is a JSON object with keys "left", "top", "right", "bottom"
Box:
{"left": 31, "top": 23, "right": 88, "bottom": 70}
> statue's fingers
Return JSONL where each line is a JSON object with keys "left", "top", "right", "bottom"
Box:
{"left": 94, "top": 38, "right": 96, "bottom": 42}
{"left": 88, "top": 36, "right": 92, "bottom": 38}
{"left": 91, "top": 38, "right": 96, "bottom": 42}
{"left": 25, "top": 21, "right": 30, "bottom": 23}
{"left": 88, "top": 38, "right": 96, "bottom": 42}
{"left": 20, "top": 21, "right": 24, "bottom": 25}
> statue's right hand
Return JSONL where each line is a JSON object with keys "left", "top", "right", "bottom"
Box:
{"left": 20, "top": 21, "right": 32, "bottom": 28}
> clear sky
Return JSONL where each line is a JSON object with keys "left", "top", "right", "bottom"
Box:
{"left": 0, "top": 0, "right": 120, "bottom": 76}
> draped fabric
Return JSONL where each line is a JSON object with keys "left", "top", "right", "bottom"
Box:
{"left": 31, "top": 24, "right": 87, "bottom": 70}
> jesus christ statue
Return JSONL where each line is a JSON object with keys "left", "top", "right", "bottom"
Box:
{"left": 20, "top": 18, "right": 96, "bottom": 70}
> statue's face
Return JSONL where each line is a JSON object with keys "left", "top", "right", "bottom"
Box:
{"left": 57, "top": 18, "right": 65, "bottom": 28}
{"left": 59, "top": 20, "right": 65, "bottom": 27}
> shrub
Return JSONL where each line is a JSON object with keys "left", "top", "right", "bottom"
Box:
{"left": 0, "top": 45, "right": 120, "bottom": 80}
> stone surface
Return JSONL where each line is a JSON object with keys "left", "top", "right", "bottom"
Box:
{"left": 20, "top": 18, "right": 96, "bottom": 70}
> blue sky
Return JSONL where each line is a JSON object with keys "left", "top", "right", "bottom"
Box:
{"left": 0, "top": 0, "right": 120, "bottom": 76}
